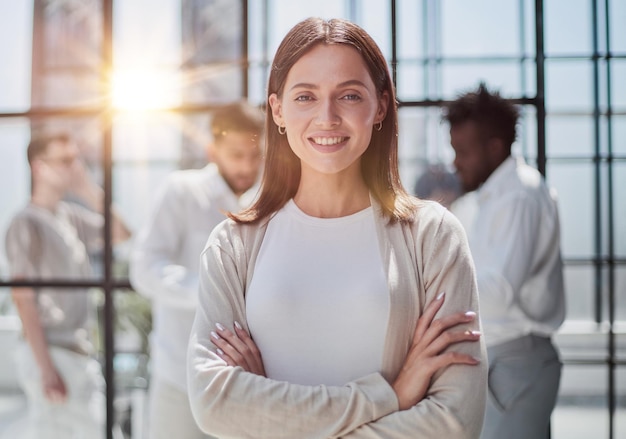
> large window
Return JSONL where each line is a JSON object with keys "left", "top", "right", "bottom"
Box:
{"left": 0, "top": 1, "right": 624, "bottom": 438}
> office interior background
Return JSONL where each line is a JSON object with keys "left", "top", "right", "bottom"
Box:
{"left": 0, "top": 0, "right": 624, "bottom": 438}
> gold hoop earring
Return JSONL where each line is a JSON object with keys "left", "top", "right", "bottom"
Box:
{"left": 278, "top": 125, "right": 286, "bottom": 135}
{"left": 375, "top": 121, "right": 383, "bottom": 132}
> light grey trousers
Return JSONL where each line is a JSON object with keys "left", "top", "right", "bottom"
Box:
{"left": 481, "top": 334, "right": 562, "bottom": 439}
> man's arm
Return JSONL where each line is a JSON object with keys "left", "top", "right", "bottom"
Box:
{"left": 129, "top": 179, "right": 199, "bottom": 310}
{"left": 70, "top": 159, "right": 132, "bottom": 244}
{"left": 11, "top": 286, "right": 67, "bottom": 403}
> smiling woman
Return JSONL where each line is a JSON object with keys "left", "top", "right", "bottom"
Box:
{"left": 110, "top": 69, "right": 181, "bottom": 111}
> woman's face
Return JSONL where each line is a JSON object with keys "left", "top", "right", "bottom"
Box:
{"left": 269, "top": 44, "right": 388, "bottom": 179}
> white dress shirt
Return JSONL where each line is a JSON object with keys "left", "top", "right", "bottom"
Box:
{"left": 130, "top": 163, "right": 257, "bottom": 391}
{"left": 452, "top": 156, "right": 565, "bottom": 347}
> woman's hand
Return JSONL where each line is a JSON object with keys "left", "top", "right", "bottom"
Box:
{"left": 392, "top": 292, "right": 481, "bottom": 410}
{"left": 211, "top": 322, "right": 267, "bottom": 377}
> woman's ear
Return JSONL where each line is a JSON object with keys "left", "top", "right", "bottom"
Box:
{"left": 375, "top": 91, "right": 390, "bottom": 124}
{"left": 268, "top": 93, "right": 284, "bottom": 128}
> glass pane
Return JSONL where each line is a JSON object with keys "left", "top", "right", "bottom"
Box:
{"left": 610, "top": 0, "right": 626, "bottom": 53}
{"left": 398, "top": 106, "right": 457, "bottom": 190}
{"left": 0, "top": 119, "right": 31, "bottom": 282}
{"left": 617, "top": 265, "right": 626, "bottom": 325}
{"left": 615, "top": 116, "right": 626, "bottom": 155}
{"left": 0, "top": 1, "right": 32, "bottom": 112}
{"left": 547, "top": 162, "right": 595, "bottom": 258}
{"left": 553, "top": 364, "right": 610, "bottom": 439}
{"left": 267, "top": 0, "right": 346, "bottom": 56}
{"left": 397, "top": 0, "right": 425, "bottom": 59}
{"left": 562, "top": 264, "right": 596, "bottom": 322}
{"left": 440, "top": 62, "right": 523, "bottom": 100}
{"left": 441, "top": 0, "right": 521, "bottom": 57}
{"left": 612, "top": 60, "right": 626, "bottom": 111}
{"left": 180, "top": 1, "right": 244, "bottom": 104}
{"left": 617, "top": 366, "right": 626, "bottom": 439}
{"left": 546, "top": 60, "right": 594, "bottom": 112}
{"left": 545, "top": 0, "right": 592, "bottom": 55}
{"left": 615, "top": 162, "right": 626, "bottom": 258}
{"left": 356, "top": 0, "right": 391, "bottom": 58}
{"left": 32, "top": 0, "right": 103, "bottom": 108}
{"left": 396, "top": 63, "right": 426, "bottom": 101}
{"left": 546, "top": 115, "right": 594, "bottom": 157}
{"left": 112, "top": 289, "right": 151, "bottom": 438}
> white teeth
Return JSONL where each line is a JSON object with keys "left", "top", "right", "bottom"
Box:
{"left": 311, "top": 137, "right": 345, "bottom": 145}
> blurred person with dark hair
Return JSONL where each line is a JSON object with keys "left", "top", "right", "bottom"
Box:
{"left": 445, "top": 83, "right": 565, "bottom": 439}
{"left": 130, "top": 101, "right": 264, "bottom": 439}
{"left": 4, "top": 132, "right": 131, "bottom": 438}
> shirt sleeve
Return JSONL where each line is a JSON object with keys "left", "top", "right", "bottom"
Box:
{"left": 129, "top": 179, "right": 199, "bottom": 310}
{"left": 340, "top": 209, "right": 487, "bottom": 439}
{"left": 187, "top": 224, "right": 399, "bottom": 439}
{"left": 5, "top": 216, "right": 40, "bottom": 278}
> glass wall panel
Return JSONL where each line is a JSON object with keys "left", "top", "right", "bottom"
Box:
{"left": 546, "top": 115, "right": 595, "bottom": 157}
{"left": 616, "top": 265, "right": 626, "bottom": 324}
{"left": 440, "top": 62, "right": 523, "bottom": 99}
{"left": 553, "top": 364, "right": 610, "bottom": 439}
{"left": 0, "top": 1, "right": 33, "bottom": 112}
{"left": 546, "top": 60, "right": 594, "bottom": 112}
{"left": 563, "top": 264, "right": 597, "bottom": 322}
{"left": 611, "top": 61, "right": 626, "bottom": 110}
{"left": 615, "top": 162, "right": 626, "bottom": 258}
{"left": 441, "top": 0, "right": 520, "bottom": 57}
{"left": 617, "top": 366, "right": 626, "bottom": 439}
{"left": 615, "top": 116, "right": 626, "bottom": 155}
{"left": 111, "top": 289, "right": 151, "bottom": 438}
{"left": 396, "top": 63, "right": 427, "bottom": 102}
{"left": 397, "top": 0, "right": 426, "bottom": 60}
{"left": 547, "top": 161, "right": 595, "bottom": 258}
{"left": 31, "top": 0, "right": 103, "bottom": 109}
{"left": 544, "top": 0, "right": 592, "bottom": 55}
{"left": 610, "top": 0, "right": 626, "bottom": 53}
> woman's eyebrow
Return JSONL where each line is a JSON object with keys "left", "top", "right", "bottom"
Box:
{"left": 288, "top": 79, "right": 368, "bottom": 92}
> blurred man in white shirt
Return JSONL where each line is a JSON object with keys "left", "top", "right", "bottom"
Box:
{"left": 446, "top": 83, "right": 565, "bottom": 439}
{"left": 130, "top": 102, "right": 264, "bottom": 439}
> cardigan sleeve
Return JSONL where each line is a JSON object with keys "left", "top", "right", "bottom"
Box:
{"left": 187, "top": 222, "right": 399, "bottom": 439}
{"left": 341, "top": 207, "right": 488, "bottom": 439}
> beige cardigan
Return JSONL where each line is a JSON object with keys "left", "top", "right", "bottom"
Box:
{"left": 187, "top": 199, "right": 487, "bottom": 438}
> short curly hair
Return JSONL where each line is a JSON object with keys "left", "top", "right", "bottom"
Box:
{"left": 443, "top": 82, "right": 520, "bottom": 152}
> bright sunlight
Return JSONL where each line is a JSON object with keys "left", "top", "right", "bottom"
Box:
{"left": 110, "top": 69, "right": 181, "bottom": 111}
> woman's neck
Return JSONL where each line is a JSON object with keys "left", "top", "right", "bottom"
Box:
{"left": 293, "top": 173, "right": 370, "bottom": 218}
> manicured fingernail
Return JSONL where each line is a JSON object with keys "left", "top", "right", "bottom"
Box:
{"left": 465, "top": 311, "right": 476, "bottom": 319}
{"left": 234, "top": 321, "right": 243, "bottom": 330}
{"left": 466, "top": 330, "right": 481, "bottom": 336}
{"left": 211, "top": 331, "right": 220, "bottom": 340}
{"left": 216, "top": 323, "right": 225, "bottom": 331}
{"left": 472, "top": 356, "right": 482, "bottom": 363}
{"left": 436, "top": 291, "right": 445, "bottom": 301}
{"left": 216, "top": 348, "right": 224, "bottom": 356}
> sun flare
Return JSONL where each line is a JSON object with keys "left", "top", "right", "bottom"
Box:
{"left": 110, "top": 69, "right": 181, "bottom": 111}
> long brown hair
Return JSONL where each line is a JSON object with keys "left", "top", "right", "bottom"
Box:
{"left": 231, "top": 17, "right": 417, "bottom": 224}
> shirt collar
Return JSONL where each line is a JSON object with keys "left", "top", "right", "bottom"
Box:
{"left": 476, "top": 155, "right": 518, "bottom": 201}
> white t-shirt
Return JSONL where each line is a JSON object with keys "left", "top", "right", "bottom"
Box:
{"left": 246, "top": 200, "right": 390, "bottom": 386}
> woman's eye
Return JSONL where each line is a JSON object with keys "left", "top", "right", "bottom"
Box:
{"left": 295, "top": 95, "right": 313, "bottom": 102}
{"left": 342, "top": 94, "right": 361, "bottom": 101}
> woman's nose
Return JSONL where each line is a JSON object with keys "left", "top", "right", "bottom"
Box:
{"left": 315, "top": 99, "right": 340, "bottom": 128}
